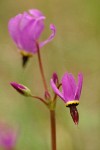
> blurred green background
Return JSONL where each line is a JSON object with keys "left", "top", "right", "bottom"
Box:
{"left": 0, "top": 0, "right": 100, "bottom": 149}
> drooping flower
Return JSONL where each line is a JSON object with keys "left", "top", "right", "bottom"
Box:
{"left": 10, "top": 82, "right": 32, "bottom": 96}
{"left": 50, "top": 72, "right": 83, "bottom": 124}
{"left": 0, "top": 122, "right": 18, "bottom": 149}
{"left": 8, "top": 9, "right": 56, "bottom": 66}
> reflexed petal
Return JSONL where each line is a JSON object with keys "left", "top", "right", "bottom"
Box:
{"left": 17, "top": 21, "right": 39, "bottom": 53}
{"left": 40, "top": 24, "right": 56, "bottom": 47}
{"left": 62, "top": 73, "right": 76, "bottom": 100}
{"left": 68, "top": 73, "right": 77, "bottom": 92}
{"left": 52, "top": 72, "right": 59, "bottom": 85}
{"left": 50, "top": 79, "right": 64, "bottom": 101}
{"left": 29, "top": 9, "right": 45, "bottom": 17}
{"left": 75, "top": 73, "right": 83, "bottom": 100}
{"left": 17, "top": 14, "right": 45, "bottom": 52}
{"left": 30, "top": 16, "right": 45, "bottom": 39}
{"left": 28, "top": 10, "right": 46, "bottom": 39}
{"left": 8, "top": 13, "right": 36, "bottom": 51}
{"left": 8, "top": 14, "right": 22, "bottom": 45}
{"left": 19, "top": 20, "right": 44, "bottom": 53}
{"left": 19, "top": 12, "right": 35, "bottom": 31}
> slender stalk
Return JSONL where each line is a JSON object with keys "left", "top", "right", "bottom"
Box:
{"left": 50, "top": 110, "right": 56, "bottom": 150}
{"left": 37, "top": 44, "right": 48, "bottom": 92}
{"left": 36, "top": 44, "right": 56, "bottom": 150}
{"left": 31, "top": 95, "right": 48, "bottom": 106}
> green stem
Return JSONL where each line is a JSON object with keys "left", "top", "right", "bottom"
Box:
{"left": 50, "top": 110, "right": 56, "bottom": 150}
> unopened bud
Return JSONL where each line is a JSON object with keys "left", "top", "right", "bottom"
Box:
{"left": 52, "top": 72, "right": 59, "bottom": 86}
{"left": 10, "top": 82, "right": 32, "bottom": 97}
{"left": 44, "top": 91, "right": 51, "bottom": 101}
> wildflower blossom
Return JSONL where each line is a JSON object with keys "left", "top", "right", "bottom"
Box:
{"left": 0, "top": 122, "right": 18, "bottom": 149}
{"left": 51, "top": 72, "right": 83, "bottom": 124}
{"left": 8, "top": 9, "right": 56, "bottom": 56}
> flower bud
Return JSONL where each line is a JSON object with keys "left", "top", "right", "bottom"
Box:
{"left": 52, "top": 72, "right": 59, "bottom": 86}
{"left": 44, "top": 91, "right": 51, "bottom": 101}
{"left": 10, "top": 82, "right": 32, "bottom": 96}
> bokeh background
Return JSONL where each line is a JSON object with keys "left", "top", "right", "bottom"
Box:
{"left": 0, "top": 0, "right": 100, "bottom": 150}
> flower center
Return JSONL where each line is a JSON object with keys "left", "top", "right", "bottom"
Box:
{"left": 65, "top": 100, "right": 79, "bottom": 107}
{"left": 20, "top": 50, "right": 33, "bottom": 57}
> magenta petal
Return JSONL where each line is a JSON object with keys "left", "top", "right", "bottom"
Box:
{"left": 29, "top": 9, "right": 45, "bottom": 17}
{"left": 50, "top": 79, "right": 64, "bottom": 101}
{"left": 62, "top": 73, "right": 76, "bottom": 101}
{"left": 0, "top": 123, "right": 18, "bottom": 148}
{"left": 40, "top": 24, "right": 56, "bottom": 47}
{"left": 75, "top": 73, "right": 83, "bottom": 100}
{"left": 8, "top": 14, "right": 23, "bottom": 45}
{"left": 10, "top": 82, "right": 25, "bottom": 90}
{"left": 8, "top": 13, "right": 36, "bottom": 51}
{"left": 19, "top": 18, "right": 45, "bottom": 53}
{"left": 52, "top": 72, "right": 59, "bottom": 85}
{"left": 18, "top": 21, "right": 38, "bottom": 53}
{"left": 19, "top": 12, "right": 34, "bottom": 31}
{"left": 30, "top": 17, "right": 45, "bottom": 39}
{"left": 1, "top": 132, "right": 17, "bottom": 148}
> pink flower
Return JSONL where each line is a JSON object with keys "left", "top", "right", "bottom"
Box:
{"left": 0, "top": 122, "right": 18, "bottom": 149}
{"left": 50, "top": 72, "right": 83, "bottom": 124}
{"left": 8, "top": 9, "right": 56, "bottom": 56}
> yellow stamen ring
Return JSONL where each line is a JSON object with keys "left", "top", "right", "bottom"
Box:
{"left": 20, "top": 50, "right": 33, "bottom": 57}
{"left": 65, "top": 100, "right": 79, "bottom": 107}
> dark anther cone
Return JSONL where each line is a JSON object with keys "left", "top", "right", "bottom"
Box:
{"left": 69, "top": 105, "right": 79, "bottom": 125}
{"left": 22, "top": 56, "right": 29, "bottom": 67}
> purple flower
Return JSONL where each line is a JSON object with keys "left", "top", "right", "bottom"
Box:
{"left": 51, "top": 72, "right": 83, "bottom": 124}
{"left": 51, "top": 72, "right": 83, "bottom": 105}
{"left": 0, "top": 122, "right": 18, "bottom": 149}
{"left": 8, "top": 9, "right": 56, "bottom": 56}
{"left": 10, "top": 82, "right": 32, "bottom": 96}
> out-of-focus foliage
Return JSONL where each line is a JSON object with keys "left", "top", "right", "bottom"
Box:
{"left": 0, "top": 0, "right": 100, "bottom": 150}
